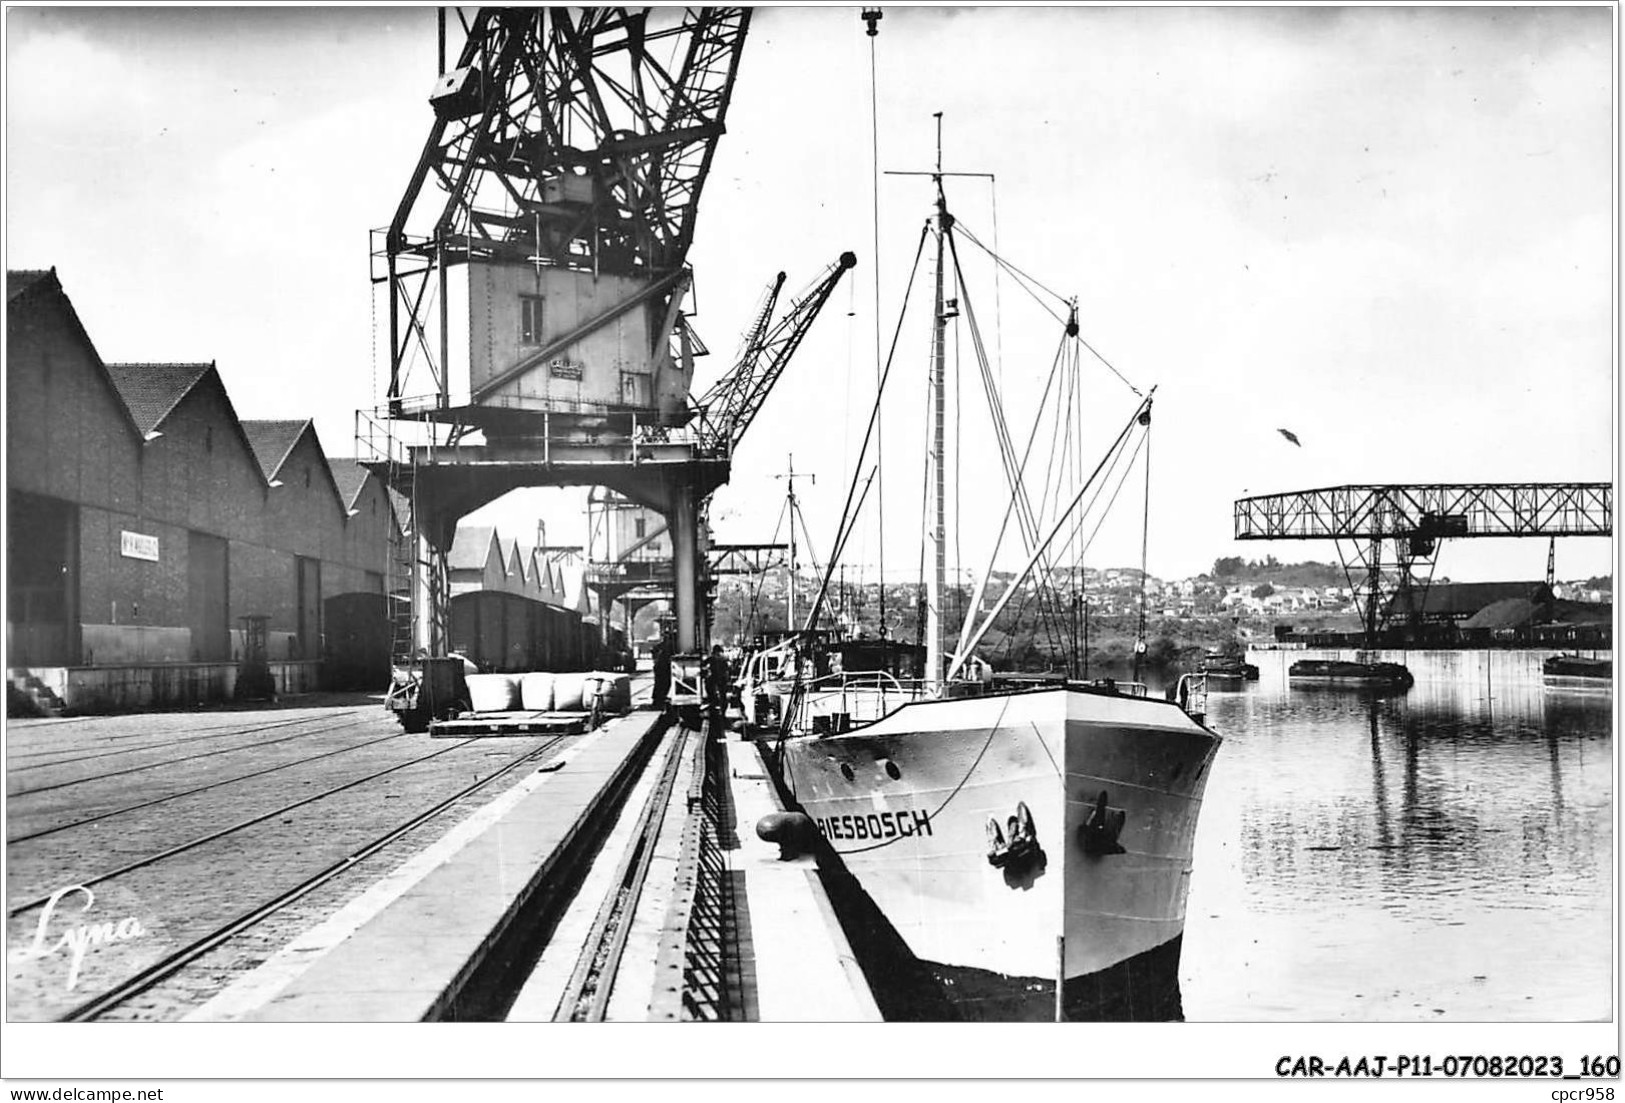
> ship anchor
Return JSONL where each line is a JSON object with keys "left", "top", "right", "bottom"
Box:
{"left": 1080, "top": 790, "right": 1127, "bottom": 856}
{"left": 986, "top": 801, "right": 1042, "bottom": 870}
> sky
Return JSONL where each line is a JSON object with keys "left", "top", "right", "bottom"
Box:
{"left": 1, "top": 0, "right": 1619, "bottom": 1082}
{"left": 6, "top": 4, "right": 1616, "bottom": 587}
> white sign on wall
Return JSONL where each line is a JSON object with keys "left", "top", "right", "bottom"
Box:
{"left": 120, "top": 531, "right": 159, "bottom": 562}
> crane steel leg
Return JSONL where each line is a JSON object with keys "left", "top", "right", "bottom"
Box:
{"left": 671, "top": 484, "right": 702, "bottom": 653}
{"left": 1363, "top": 536, "right": 1382, "bottom": 650}
{"left": 411, "top": 497, "right": 453, "bottom": 658}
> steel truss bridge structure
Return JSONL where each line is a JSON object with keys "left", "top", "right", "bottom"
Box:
{"left": 1234, "top": 483, "right": 1612, "bottom": 643}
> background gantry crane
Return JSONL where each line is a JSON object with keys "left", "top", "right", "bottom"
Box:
{"left": 1233, "top": 482, "right": 1612, "bottom": 645}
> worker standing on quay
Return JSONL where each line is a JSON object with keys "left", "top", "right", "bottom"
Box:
{"left": 706, "top": 644, "right": 731, "bottom": 726}
{"left": 652, "top": 634, "right": 672, "bottom": 709}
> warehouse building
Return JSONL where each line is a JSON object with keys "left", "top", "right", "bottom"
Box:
{"left": 7, "top": 268, "right": 395, "bottom": 712}
{"left": 1384, "top": 581, "right": 1555, "bottom": 627}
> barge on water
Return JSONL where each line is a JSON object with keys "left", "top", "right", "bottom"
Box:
{"left": 1288, "top": 659, "right": 1415, "bottom": 690}
{"left": 1542, "top": 654, "right": 1612, "bottom": 693}
{"left": 1197, "top": 653, "right": 1259, "bottom": 685}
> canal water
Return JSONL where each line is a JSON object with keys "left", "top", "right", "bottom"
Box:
{"left": 1178, "top": 649, "right": 1613, "bottom": 1022}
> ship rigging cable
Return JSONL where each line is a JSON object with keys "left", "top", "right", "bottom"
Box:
{"left": 800, "top": 466, "right": 878, "bottom": 634}
{"left": 956, "top": 220, "right": 1144, "bottom": 399}
{"left": 951, "top": 326, "right": 1070, "bottom": 661}
{"left": 985, "top": 426, "right": 1149, "bottom": 670}
{"left": 945, "top": 228, "right": 1071, "bottom": 658}
{"left": 802, "top": 223, "right": 931, "bottom": 635}
{"left": 1134, "top": 415, "right": 1154, "bottom": 682}
{"left": 743, "top": 497, "right": 789, "bottom": 640}
{"left": 947, "top": 391, "right": 1154, "bottom": 681}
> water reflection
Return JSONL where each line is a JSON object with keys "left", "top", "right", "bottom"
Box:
{"left": 1182, "top": 651, "right": 1612, "bottom": 1021}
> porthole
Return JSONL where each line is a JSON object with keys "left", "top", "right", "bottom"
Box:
{"left": 839, "top": 763, "right": 855, "bottom": 782}
{"left": 883, "top": 759, "right": 901, "bottom": 780}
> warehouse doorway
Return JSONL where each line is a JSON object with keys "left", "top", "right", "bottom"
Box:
{"left": 296, "top": 555, "right": 322, "bottom": 660}
{"left": 7, "top": 490, "right": 78, "bottom": 665}
{"left": 188, "top": 530, "right": 230, "bottom": 661}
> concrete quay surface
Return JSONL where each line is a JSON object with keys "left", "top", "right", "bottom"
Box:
{"left": 725, "top": 738, "right": 881, "bottom": 1022}
{"left": 9, "top": 695, "right": 574, "bottom": 1021}
{"left": 10, "top": 690, "right": 881, "bottom": 1022}
{"left": 237, "top": 709, "right": 667, "bottom": 1021}
{"left": 198, "top": 723, "right": 879, "bottom": 1022}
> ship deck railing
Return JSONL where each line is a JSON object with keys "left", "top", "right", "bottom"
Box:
{"left": 796, "top": 671, "right": 932, "bottom": 729}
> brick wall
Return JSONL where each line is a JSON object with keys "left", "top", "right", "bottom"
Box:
{"left": 6, "top": 290, "right": 144, "bottom": 510}
{"left": 8, "top": 278, "right": 393, "bottom": 672}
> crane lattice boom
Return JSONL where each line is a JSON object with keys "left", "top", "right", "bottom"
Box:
{"left": 382, "top": 7, "right": 750, "bottom": 406}
{"left": 691, "top": 251, "right": 857, "bottom": 454}
{"left": 391, "top": 7, "right": 749, "bottom": 275}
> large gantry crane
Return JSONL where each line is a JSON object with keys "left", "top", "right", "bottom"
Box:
{"left": 1233, "top": 482, "right": 1612, "bottom": 644}
{"left": 360, "top": 8, "right": 851, "bottom": 689}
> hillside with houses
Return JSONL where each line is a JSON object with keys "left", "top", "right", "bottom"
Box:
{"left": 701, "top": 557, "right": 1612, "bottom": 672}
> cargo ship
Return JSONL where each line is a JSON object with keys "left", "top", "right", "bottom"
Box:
{"left": 765, "top": 131, "right": 1223, "bottom": 1020}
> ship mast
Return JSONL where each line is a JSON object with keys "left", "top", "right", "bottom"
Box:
{"left": 884, "top": 114, "right": 987, "bottom": 692}
{"left": 774, "top": 455, "right": 816, "bottom": 635}
{"left": 927, "top": 114, "right": 949, "bottom": 695}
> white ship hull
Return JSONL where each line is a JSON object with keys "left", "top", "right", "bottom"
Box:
{"left": 776, "top": 686, "right": 1221, "bottom": 1020}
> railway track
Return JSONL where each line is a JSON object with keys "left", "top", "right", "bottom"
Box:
{"left": 8, "top": 714, "right": 376, "bottom": 797}
{"left": 7, "top": 735, "right": 498, "bottom": 918}
{"left": 7, "top": 728, "right": 413, "bottom": 844}
{"left": 11, "top": 677, "right": 701, "bottom": 1023}
{"left": 549, "top": 722, "right": 698, "bottom": 1022}
{"left": 17, "top": 734, "right": 574, "bottom": 1022}
{"left": 59, "top": 734, "right": 574, "bottom": 1021}
{"left": 7, "top": 711, "right": 364, "bottom": 769}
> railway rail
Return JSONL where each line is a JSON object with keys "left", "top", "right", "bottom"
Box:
{"left": 8, "top": 735, "right": 507, "bottom": 918}
{"left": 9, "top": 680, "right": 759, "bottom": 1023}
{"left": 56, "top": 734, "right": 574, "bottom": 1022}
{"left": 7, "top": 712, "right": 353, "bottom": 767}
{"left": 8, "top": 728, "right": 412, "bottom": 844}
{"left": 550, "top": 722, "right": 699, "bottom": 1021}
{"left": 8, "top": 714, "right": 376, "bottom": 796}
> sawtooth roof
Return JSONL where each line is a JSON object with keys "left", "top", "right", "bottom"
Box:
{"left": 448, "top": 525, "right": 500, "bottom": 571}
{"left": 239, "top": 419, "right": 310, "bottom": 481}
{"left": 9, "top": 269, "right": 144, "bottom": 443}
{"left": 326, "top": 458, "right": 373, "bottom": 511}
{"left": 104, "top": 363, "right": 215, "bottom": 435}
